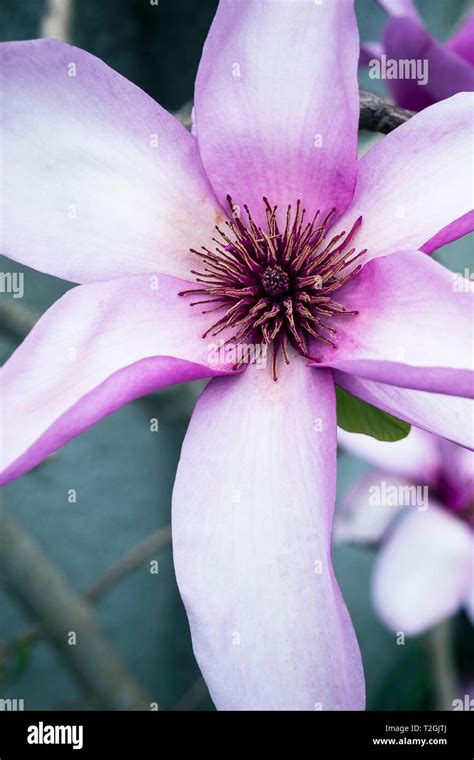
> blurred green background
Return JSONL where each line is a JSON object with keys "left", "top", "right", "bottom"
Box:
{"left": 0, "top": 0, "right": 472, "bottom": 711}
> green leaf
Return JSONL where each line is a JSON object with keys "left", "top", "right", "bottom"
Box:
{"left": 336, "top": 387, "right": 410, "bottom": 442}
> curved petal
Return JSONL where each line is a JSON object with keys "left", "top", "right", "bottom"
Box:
{"left": 334, "top": 469, "right": 411, "bottom": 545}
{"left": 436, "top": 438, "right": 474, "bottom": 513}
{"left": 446, "top": 10, "right": 474, "bottom": 67}
{"left": 336, "top": 93, "right": 474, "bottom": 264}
{"left": 421, "top": 210, "right": 474, "bottom": 255}
{"left": 313, "top": 252, "right": 474, "bottom": 398}
{"left": 377, "top": 0, "right": 422, "bottom": 22}
{"left": 359, "top": 41, "right": 383, "bottom": 67}
{"left": 464, "top": 542, "right": 474, "bottom": 623}
{"left": 439, "top": 439, "right": 474, "bottom": 485}
{"left": 452, "top": 446, "right": 474, "bottom": 502}
{"left": 194, "top": 0, "right": 359, "bottom": 228}
{"left": 338, "top": 427, "right": 439, "bottom": 483}
{"left": 383, "top": 16, "right": 474, "bottom": 111}
{"left": 172, "top": 361, "right": 364, "bottom": 710}
{"left": 334, "top": 371, "right": 474, "bottom": 450}
{"left": 0, "top": 39, "right": 223, "bottom": 283}
{"left": 373, "top": 504, "right": 472, "bottom": 635}
{"left": 0, "top": 274, "right": 239, "bottom": 486}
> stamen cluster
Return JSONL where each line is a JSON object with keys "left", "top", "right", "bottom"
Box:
{"left": 180, "top": 196, "right": 366, "bottom": 380}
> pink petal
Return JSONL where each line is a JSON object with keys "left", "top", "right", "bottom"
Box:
{"left": 373, "top": 504, "right": 472, "bottom": 635}
{"left": 313, "top": 251, "right": 474, "bottom": 398}
{"left": 452, "top": 446, "right": 474, "bottom": 497}
{"left": 194, "top": 0, "right": 359, "bottom": 227}
{"left": 446, "top": 10, "right": 474, "bottom": 67}
{"left": 0, "top": 274, "right": 238, "bottom": 485}
{"left": 421, "top": 210, "right": 474, "bottom": 254}
{"left": 442, "top": 441, "right": 474, "bottom": 485}
{"left": 359, "top": 41, "right": 383, "bottom": 66}
{"left": 172, "top": 361, "right": 364, "bottom": 710}
{"left": 436, "top": 438, "right": 474, "bottom": 512}
{"left": 383, "top": 16, "right": 474, "bottom": 111}
{"left": 0, "top": 39, "right": 222, "bottom": 283}
{"left": 337, "top": 427, "right": 439, "bottom": 483}
{"left": 377, "top": 0, "right": 422, "bottom": 22}
{"left": 336, "top": 93, "right": 474, "bottom": 263}
{"left": 334, "top": 469, "right": 411, "bottom": 545}
{"left": 335, "top": 371, "right": 474, "bottom": 450}
{"left": 464, "top": 541, "right": 474, "bottom": 623}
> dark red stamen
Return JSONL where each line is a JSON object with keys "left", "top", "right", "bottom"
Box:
{"left": 180, "top": 196, "right": 366, "bottom": 380}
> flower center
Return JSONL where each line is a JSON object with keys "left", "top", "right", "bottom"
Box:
{"left": 180, "top": 196, "right": 366, "bottom": 380}
{"left": 261, "top": 265, "right": 290, "bottom": 298}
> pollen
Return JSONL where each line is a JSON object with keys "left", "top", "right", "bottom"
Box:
{"left": 180, "top": 196, "right": 366, "bottom": 380}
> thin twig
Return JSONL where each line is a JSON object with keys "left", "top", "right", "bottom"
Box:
{"left": 174, "top": 677, "right": 209, "bottom": 711}
{"left": 359, "top": 90, "right": 414, "bottom": 134}
{"left": 174, "top": 100, "right": 193, "bottom": 130}
{"left": 41, "top": 0, "right": 73, "bottom": 42}
{"left": 0, "top": 499, "right": 153, "bottom": 709}
{"left": 86, "top": 524, "right": 172, "bottom": 602}
{"left": 0, "top": 298, "right": 38, "bottom": 341}
{"left": 3, "top": 524, "right": 172, "bottom": 655}
{"left": 176, "top": 93, "right": 413, "bottom": 135}
{"left": 428, "top": 620, "right": 459, "bottom": 711}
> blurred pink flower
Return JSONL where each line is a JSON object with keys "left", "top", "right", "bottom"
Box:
{"left": 0, "top": 0, "right": 473, "bottom": 709}
{"left": 361, "top": 0, "right": 474, "bottom": 111}
{"left": 336, "top": 428, "right": 474, "bottom": 635}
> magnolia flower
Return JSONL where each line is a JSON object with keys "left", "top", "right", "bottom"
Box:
{"left": 336, "top": 427, "right": 474, "bottom": 635}
{"left": 0, "top": 0, "right": 473, "bottom": 710}
{"left": 361, "top": 0, "right": 474, "bottom": 110}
